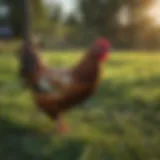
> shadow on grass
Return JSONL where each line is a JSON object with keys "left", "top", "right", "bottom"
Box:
{"left": 0, "top": 117, "right": 85, "bottom": 160}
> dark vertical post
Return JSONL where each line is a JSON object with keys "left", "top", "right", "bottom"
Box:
{"left": 23, "top": 0, "right": 31, "bottom": 45}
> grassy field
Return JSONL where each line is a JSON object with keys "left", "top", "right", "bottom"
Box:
{"left": 0, "top": 51, "right": 160, "bottom": 160}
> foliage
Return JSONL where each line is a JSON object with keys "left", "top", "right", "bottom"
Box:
{"left": 4, "top": 0, "right": 160, "bottom": 49}
{"left": 7, "top": 0, "right": 48, "bottom": 36}
{"left": 7, "top": 0, "right": 25, "bottom": 37}
{"left": 124, "top": 0, "right": 157, "bottom": 49}
{"left": 31, "top": 0, "right": 49, "bottom": 31}
{"left": 0, "top": 51, "right": 159, "bottom": 160}
{"left": 73, "top": 0, "right": 160, "bottom": 49}
{"left": 79, "top": 0, "right": 123, "bottom": 40}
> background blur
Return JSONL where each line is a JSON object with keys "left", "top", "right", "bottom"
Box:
{"left": 0, "top": 0, "right": 160, "bottom": 160}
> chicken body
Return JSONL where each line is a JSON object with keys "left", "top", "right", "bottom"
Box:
{"left": 19, "top": 38, "right": 110, "bottom": 133}
{"left": 33, "top": 56, "right": 101, "bottom": 120}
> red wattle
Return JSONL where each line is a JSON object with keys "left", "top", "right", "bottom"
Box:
{"left": 100, "top": 53, "right": 109, "bottom": 61}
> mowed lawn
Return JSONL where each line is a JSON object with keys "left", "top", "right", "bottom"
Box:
{"left": 0, "top": 51, "right": 160, "bottom": 160}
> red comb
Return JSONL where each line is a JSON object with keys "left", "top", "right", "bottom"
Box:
{"left": 95, "top": 37, "right": 110, "bottom": 47}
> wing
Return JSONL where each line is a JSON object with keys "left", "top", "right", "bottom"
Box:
{"left": 34, "top": 82, "right": 94, "bottom": 110}
{"left": 46, "top": 68, "right": 74, "bottom": 90}
{"left": 34, "top": 67, "right": 73, "bottom": 93}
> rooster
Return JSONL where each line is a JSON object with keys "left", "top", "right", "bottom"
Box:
{"left": 18, "top": 38, "right": 111, "bottom": 134}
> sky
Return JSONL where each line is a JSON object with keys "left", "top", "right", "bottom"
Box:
{"left": 44, "top": 0, "right": 160, "bottom": 24}
{"left": 44, "top": 0, "right": 74, "bottom": 13}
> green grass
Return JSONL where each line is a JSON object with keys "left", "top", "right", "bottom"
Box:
{"left": 0, "top": 51, "right": 160, "bottom": 160}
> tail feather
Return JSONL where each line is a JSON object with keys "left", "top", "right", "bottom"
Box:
{"left": 18, "top": 43, "right": 41, "bottom": 87}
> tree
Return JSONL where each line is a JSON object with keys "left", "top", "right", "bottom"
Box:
{"left": 125, "top": 0, "right": 156, "bottom": 49}
{"left": 78, "top": 0, "right": 158, "bottom": 49}
{"left": 78, "top": 0, "right": 124, "bottom": 42}
{"left": 6, "top": 0, "right": 47, "bottom": 37}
